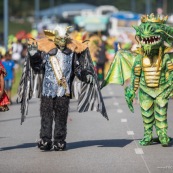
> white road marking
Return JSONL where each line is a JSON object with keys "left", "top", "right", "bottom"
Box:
{"left": 109, "top": 91, "right": 114, "bottom": 95}
{"left": 121, "top": 119, "right": 127, "bottom": 122}
{"left": 127, "top": 131, "right": 134, "bottom": 135}
{"left": 135, "top": 148, "right": 144, "bottom": 155}
{"left": 117, "top": 109, "right": 123, "bottom": 113}
{"left": 113, "top": 102, "right": 119, "bottom": 106}
{"left": 118, "top": 97, "right": 151, "bottom": 173}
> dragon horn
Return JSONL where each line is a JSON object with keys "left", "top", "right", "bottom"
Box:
{"left": 44, "top": 30, "right": 55, "bottom": 41}
{"left": 44, "top": 30, "right": 55, "bottom": 35}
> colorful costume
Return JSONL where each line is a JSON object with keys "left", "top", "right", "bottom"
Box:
{"left": 17, "top": 26, "right": 108, "bottom": 151}
{"left": 102, "top": 14, "right": 173, "bottom": 146}
{"left": 0, "top": 62, "right": 10, "bottom": 111}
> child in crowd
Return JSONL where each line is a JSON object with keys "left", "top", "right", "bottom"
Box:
{"left": 2, "top": 51, "right": 15, "bottom": 103}
{"left": 0, "top": 61, "right": 10, "bottom": 111}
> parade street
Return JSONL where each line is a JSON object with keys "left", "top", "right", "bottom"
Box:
{"left": 0, "top": 84, "right": 173, "bottom": 173}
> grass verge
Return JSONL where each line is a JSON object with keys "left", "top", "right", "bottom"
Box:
{"left": 0, "top": 20, "right": 32, "bottom": 35}
{"left": 12, "top": 66, "right": 22, "bottom": 97}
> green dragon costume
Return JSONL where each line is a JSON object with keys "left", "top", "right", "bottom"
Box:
{"left": 102, "top": 13, "right": 173, "bottom": 147}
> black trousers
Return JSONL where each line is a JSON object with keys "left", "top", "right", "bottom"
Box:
{"left": 40, "top": 95, "right": 70, "bottom": 143}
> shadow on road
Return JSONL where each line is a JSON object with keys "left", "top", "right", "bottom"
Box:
{"left": 67, "top": 139, "right": 133, "bottom": 150}
{"left": 102, "top": 96, "right": 115, "bottom": 99}
{"left": 0, "top": 143, "right": 37, "bottom": 151}
{"left": 0, "top": 115, "right": 39, "bottom": 123}
{"left": 0, "top": 139, "right": 132, "bottom": 151}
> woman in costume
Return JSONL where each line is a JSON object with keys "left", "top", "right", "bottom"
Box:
{"left": 0, "top": 61, "right": 10, "bottom": 111}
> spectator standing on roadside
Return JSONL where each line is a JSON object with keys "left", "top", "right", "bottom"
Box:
{"left": 2, "top": 51, "right": 15, "bottom": 103}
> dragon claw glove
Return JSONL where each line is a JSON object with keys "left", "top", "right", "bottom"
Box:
{"left": 86, "top": 74, "right": 95, "bottom": 84}
{"left": 125, "top": 86, "right": 135, "bottom": 112}
{"left": 28, "top": 42, "right": 38, "bottom": 56}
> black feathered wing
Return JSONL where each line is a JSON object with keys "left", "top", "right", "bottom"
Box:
{"left": 17, "top": 54, "right": 43, "bottom": 124}
{"left": 77, "top": 49, "right": 108, "bottom": 120}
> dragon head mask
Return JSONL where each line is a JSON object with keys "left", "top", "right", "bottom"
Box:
{"left": 133, "top": 13, "right": 173, "bottom": 55}
{"left": 44, "top": 26, "right": 72, "bottom": 51}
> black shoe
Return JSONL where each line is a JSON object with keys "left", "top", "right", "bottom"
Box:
{"left": 37, "top": 139, "right": 52, "bottom": 151}
{"left": 53, "top": 141, "right": 66, "bottom": 151}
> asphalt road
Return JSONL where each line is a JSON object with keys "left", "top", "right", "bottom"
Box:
{"left": 0, "top": 84, "right": 173, "bottom": 173}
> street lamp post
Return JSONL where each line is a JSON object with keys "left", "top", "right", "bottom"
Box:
{"left": 3, "top": 0, "right": 8, "bottom": 50}
{"left": 163, "top": 0, "right": 167, "bottom": 14}
{"left": 50, "top": 0, "right": 54, "bottom": 8}
{"left": 131, "top": 0, "right": 136, "bottom": 12}
{"left": 146, "top": 0, "right": 151, "bottom": 14}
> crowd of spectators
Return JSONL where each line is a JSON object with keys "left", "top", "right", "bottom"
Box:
{"left": 0, "top": 37, "right": 28, "bottom": 104}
